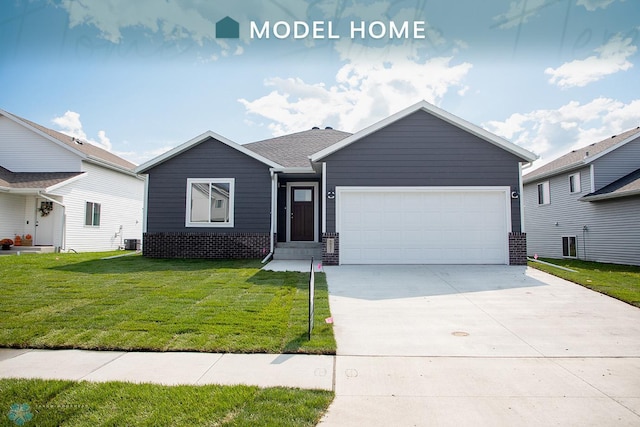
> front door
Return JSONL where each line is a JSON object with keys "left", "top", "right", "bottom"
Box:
{"left": 35, "top": 198, "right": 55, "bottom": 246}
{"left": 290, "top": 187, "right": 314, "bottom": 241}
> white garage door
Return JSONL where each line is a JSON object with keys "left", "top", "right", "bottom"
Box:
{"left": 337, "top": 187, "right": 510, "bottom": 264}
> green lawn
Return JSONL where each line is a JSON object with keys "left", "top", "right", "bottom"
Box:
{"left": 0, "top": 378, "right": 333, "bottom": 426}
{"left": 529, "top": 258, "right": 640, "bottom": 308}
{"left": 0, "top": 252, "right": 335, "bottom": 354}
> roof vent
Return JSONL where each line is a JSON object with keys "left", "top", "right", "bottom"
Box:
{"left": 611, "top": 135, "right": 616, "bottom": 138}
{"left": 73, "top": 137, "right": 83, "bottom": 145}
{"left": 325, "top": 126, "right": 333, "bottom": 130}
{"left": 312, "top": 126, "right": 320, "bottom": 130}
{"left": 584, "top": 151, "right": 589, "bottom": 157}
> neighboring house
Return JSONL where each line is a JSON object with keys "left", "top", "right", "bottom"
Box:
{"left": 523, "top": 127, "right": 640, "bottom": 266}
{"left": 0, "top": 109, "right": 144, "bottom": 252}
{"left": 136, "top": 101, "right": 537, "bottom": 265}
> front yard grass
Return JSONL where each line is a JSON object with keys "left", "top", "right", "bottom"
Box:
{"left": 0, "top": 378, "right": 333, "bottom": 426}
{"left": 0, "top": 252, "right": 335, "bottom": 354}
{"left": 529, "top": 258, "right": 640, "bottom": 308}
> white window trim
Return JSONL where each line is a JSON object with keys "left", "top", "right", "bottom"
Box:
{"left": 569, "top": 173, "right": 581, "bottom": 194}
{"left": 84, "top": 201, "right": 101, "bottom": 227}
{"left": 185, "top": 178, "right": 235, "bottom": 228}
{"left": 537, "top": 181, "right": 550, "bottom": 205}
{"left": 562, "top": 235, "right": 577, "bottom": 258}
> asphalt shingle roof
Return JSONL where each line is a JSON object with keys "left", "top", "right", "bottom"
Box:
{"left": 581, "top": 168, "right": 640, "bottom": 201}
{"left": 244, "top": 128, "right": 352, "bottom": 168}
{"left": 0, "top": 166, "right": 83, "bottom": 190}
{"left": 524, "top": 127, "right": 640, "bottom": 182}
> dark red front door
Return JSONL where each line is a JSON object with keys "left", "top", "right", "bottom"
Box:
{"left": 291, "top": 187, "right": 314, "bottom": 241}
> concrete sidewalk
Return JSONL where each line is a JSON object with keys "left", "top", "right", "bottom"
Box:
{"left": 0, "top": 349, "right": 334, "bottom": 390}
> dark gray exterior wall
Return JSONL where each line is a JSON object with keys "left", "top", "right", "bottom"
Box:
{"left": 322, "top": 111, "right": 525, "bottom": 233}
{"left": 145, "top": 137, "right": 272, "bottom": 233}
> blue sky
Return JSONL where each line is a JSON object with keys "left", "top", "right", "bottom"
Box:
{"left": 1, "top": 0, "right": 638, "bottom": 167}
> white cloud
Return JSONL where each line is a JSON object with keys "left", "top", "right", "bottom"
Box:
{"left": 576, "top": 0, "right": 618, "bottom": 11}
{"left": 52, "top": 111, "right": 113, "bottom": 152}
{"left": 484, "top": 97, "right": 640, "bottom": 165}
{"left": 544, "top": 34, "right": 636, "bottom": 88}
{"left": 493, "top": 0, "right": 551, "bottom": 30}
{"left": 239, "top": 41, "right": 472, "bottom": 135}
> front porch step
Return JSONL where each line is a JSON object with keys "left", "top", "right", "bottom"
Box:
{"left": 0, "top": 246, "right": 56, "bottom": 256}
{"left": 273, "top": 243, "right": 322, "bottom": 260}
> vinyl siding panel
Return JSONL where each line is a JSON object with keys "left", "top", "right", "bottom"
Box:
{"left": 323, "top": 111, "right": 524, "bottom": 232}
{"left": 145, "top": 137, "right": 271, "bottom": 233}
{"left": 50, "top": 162, "right": 144, "bottom": 251}
{"left": 592, "top": 137, "right": 640, "bottom": 191}
{"left": 524, "top": 167, "right": 640, "bottom": 266}
{"left": 0, "top": 193, "right": 26, "bottom": 238}
{"left": 0, "top": 116, "right": 81, "bottom": 172}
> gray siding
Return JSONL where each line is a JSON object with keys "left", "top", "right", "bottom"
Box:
{"left": 592, "top": 137, "right": 640, "bottom": 191}
{"left": 524, "top": 167, "right": 640, "bottom": 266}
{"left": 145, "top": 137, "right": 271, "bottom": 233}
{"left": 323, "top": 111, "right": 525, "bottom": 232}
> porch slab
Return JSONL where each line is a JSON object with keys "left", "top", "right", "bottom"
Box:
{"left": 262, "top": 259, "right": 322, "bottom": 273}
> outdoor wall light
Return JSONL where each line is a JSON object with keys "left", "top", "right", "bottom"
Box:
{"left": 511, "top": 191, "right": 519, "bottom": 199}
{"left": 327, "top": 191, "right": 335, "bottom": 199}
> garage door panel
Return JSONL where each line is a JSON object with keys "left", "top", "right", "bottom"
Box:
{"left": 338, "top": 188, "right": 509, "bottom": 265}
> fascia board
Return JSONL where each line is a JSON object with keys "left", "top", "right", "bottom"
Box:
{"left": 580, "top": 189, "right": 640, "bottom": 202}
{"left": 45, "top": 173, "right": 86, "bottom": 192}
{"left": 523, "top": 163, "right": 586, "bottom": 185}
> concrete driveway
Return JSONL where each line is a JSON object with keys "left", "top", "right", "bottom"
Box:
{"left": 319, "top": 265, "right": 640, "bottom": 426}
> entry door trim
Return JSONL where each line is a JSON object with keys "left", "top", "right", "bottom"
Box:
{"left": 286, "top": 182, "right": 319, "bottom": 242}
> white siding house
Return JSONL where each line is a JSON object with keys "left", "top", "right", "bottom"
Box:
{"left": 0, "top": 110, "right": 144, "bottom": 252}
{"left": 523, "top": 127, "right": 640, "bottom": 266}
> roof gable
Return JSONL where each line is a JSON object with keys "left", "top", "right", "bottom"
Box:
{"left": 310, "top": 100, "right": 537, "bottom": 163}
{"left": 0, "top": 109, "right": 136, "bottom": 173}
{"left": 523, "top": 127, "right": 640, "bottom": 183}
{"left": 136, "top": 130, "right": 283, "bottom": 174}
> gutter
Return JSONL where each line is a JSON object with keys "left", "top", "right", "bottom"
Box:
{"left": 579, "top": 189, "right": 640, "bottom": 202}
{"left": 523, "top": 162, "right": 585, "bottom": 185}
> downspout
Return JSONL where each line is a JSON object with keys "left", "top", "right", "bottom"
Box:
{"left": 37, "top": 192, "right": 66, "bottom": 251}
{"left": 519, "top": 163, "right": 525, "bottom": 233}
{"left": 261, "top": 169, "right": 277, "bottom": 263}
{"left": 322, "top": 162, "right": 327, "bottom": 234}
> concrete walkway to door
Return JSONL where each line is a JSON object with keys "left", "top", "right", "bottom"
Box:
{"left": 319, "top": 265, "right": 640, "bottom": 426}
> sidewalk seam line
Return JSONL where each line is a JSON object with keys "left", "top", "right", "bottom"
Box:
{"left": 194, "top": 353, "right": 225, "bottom": 384}
{"left": 79, "top": 350, "right": 129, "bottom": 381}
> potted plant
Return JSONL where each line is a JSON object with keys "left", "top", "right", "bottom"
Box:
{"left": 1, "top": 238, "right": 14, "bottom": 250}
